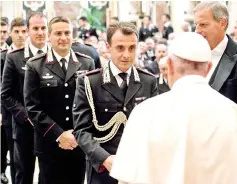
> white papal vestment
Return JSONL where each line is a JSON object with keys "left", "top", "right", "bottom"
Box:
{"left": 110, "top": 75, "right": 237, "bottom": 184}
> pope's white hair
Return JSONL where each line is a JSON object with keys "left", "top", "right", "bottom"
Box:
{"left": 170, "top": 54, "right": 208, "bottom": 75}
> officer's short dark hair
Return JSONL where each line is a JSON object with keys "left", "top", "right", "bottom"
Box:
{"left": 144, "top": 15, "right": 151, "bottom": 21}
{"left": 1, "top": 20, "right": 7, "bottom": 27}
{"left": 1, "top": 17, "right": 9, "bottom": 25}
{"left": 111, "top": 17, "right": 119, "bottom": 21}
{"left": 79, "top": 16, "right": 87, "bottom": 22}
{"left": 27, "top": 11, "right": 46, "bottom": 28}
{"left": 48, "top": 16, "right": 71, "bottom": 33}
{"left": 107, "top": 21, "right": 138, "bottom": 45}
{"left": 10, "top": 18, "right": 26, "bottom": 31}
{"left": 163, "top": 14, "right": 171, "bottom": 20}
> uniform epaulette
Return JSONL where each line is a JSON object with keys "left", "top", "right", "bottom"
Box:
{"left": 136, "top": 67, "right": 155, "bottom": 77}
{"left": 8, "top": 48, "right": 24, "bottom": 54}
{"left": 75, "top": 52, "right": 92, "bottom": 59}
{"left": 84, "top": 68, "right": 101, "bottom": 77}
{"left": 28, "top": 53, "right": 46, "bottom": 62}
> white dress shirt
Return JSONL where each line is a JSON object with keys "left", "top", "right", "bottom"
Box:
{"left": 111, "top": 75, "right": 237, "bottom": 184}
{"left": 206, "top": 35, "right": 228, "bottom": 81}
{"left": 29, "top": 43, "right": 48, "bottom": 56}
{"left": 110, "top": 61, "right": 132, "bottom": 87}
{"left": 52, "top": 50, "right": 70, "bottom": 69}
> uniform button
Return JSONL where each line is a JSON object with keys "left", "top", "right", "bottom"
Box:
{"left": 66, "top": 106, "right": 69, "bottom": 110}
{"left": 65, "top": 95, "right": 69, "bottom": 98}
{"left": 64, "top": 83, "right": 68, "bottom": 87}
{"left": 123, "top": 107, "right": 127, "bottom": 112}
{"left": 105, "top": 108, "right": 108, "bottom": 112}
{"left": 66, "top": 117, "right": 69, "bottom": 121}
{"left": 47, "top": 83, "right": 50, "bottom": 86}
{"left": 73, "top": 104, "right": 76, "bottom": 108}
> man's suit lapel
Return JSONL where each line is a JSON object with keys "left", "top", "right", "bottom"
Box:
{"left": 124, "top": 69, "right": 142, "bottom": 106}
{"left": 45, "top": 52, "right": 65, "bottom": 80}
{"left": 65, "top": 55, "right": 82, "bottom": 82}
{"left": 101, "top": 66, "right": 124, "bottom": 103}
{"left": 210, "top": 36, "right": 237, "bottom": 91}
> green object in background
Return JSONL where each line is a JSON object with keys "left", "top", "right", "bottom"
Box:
{"left": 82, "top": 7, "right": 106, "bottom": 32}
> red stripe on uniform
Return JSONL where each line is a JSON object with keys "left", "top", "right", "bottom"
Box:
{"left": 43, "top": 123, "right": 56, "bottom": 137}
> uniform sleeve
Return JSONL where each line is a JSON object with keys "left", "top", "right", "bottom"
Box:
{"left": 1, "top": 54, "right": 28, "bottom": 124}
{"left": 73, "top": 76, "right": 110, "bottom": 172}
{"left": 110, "top": 103, "right": 149, "bottom": 183}
{"left": 24, "top": 61, "right": 64, "bottom": 143}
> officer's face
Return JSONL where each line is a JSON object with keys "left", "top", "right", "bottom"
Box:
{"left": 10, "top": 26, "right": 27, "bottom": 48}
{"left": 27, "top": 16, "right": 47, "bottom": 49}
{"left": 49, "top": 22, "right": 72, "bottom": 56}
{"left": 194, "top": 8, "right": 227, "bottom": 50}
{"left": 107, "top": 30, "right": 137, "bottom": 72}
{"left": 1, "top": 25, "right": 8, "bottom": 46}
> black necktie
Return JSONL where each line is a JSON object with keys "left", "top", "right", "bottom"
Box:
{"left": 60, "top": 58, "right": 67, "bottom": 74}
{"left": 37, "top": 50, "right": 43, "bottom": 55}
{"left": 119, "top": 73, "right": 128, "bottom": 96}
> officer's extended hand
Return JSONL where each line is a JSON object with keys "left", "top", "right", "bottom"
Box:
{"left": 102, "top": 155, "right": 115, "bottom": 172}
{"left": 58, "top": 129, "right": 78, "bottom": 150}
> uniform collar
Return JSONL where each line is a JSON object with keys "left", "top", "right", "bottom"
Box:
{"left": 1, "top": 42, "right": 9, "bottom": 50}
{"left": 109, "top": 60, "right": 132, "bottom": 78}
{"left": 29, "top": 42, "right": 48, "bottom": 56}
{"left": 52, "top": 49, "right": 70, "bottom": 63}
{"left": 211, "top": 35, "right": 228, "bottom": 56}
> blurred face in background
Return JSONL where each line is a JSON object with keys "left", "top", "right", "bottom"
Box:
{"left": 27, "top": 15, "right": 47, "bottom": 49}
{"left": 159, "top": 57, "right": 168, "bottom": 79}
{"left": 0, "top": 25, "right": 8, "bottom": 47}
{"left": 234, "top": 25, "right": 237, "bottom": 38}
{"left": 145, "top": 38, "right": 155, "bottom": 50}
{"left": 155, "top": 44, "right": 167, "bottom": 61}
{"left": 10, "top": 26, "right": 27, "bottom": 48}
{"left": 138, "top": 42, "right": 147, "bottom": 55}
{"left": 143, "top": 17, "right": 150, "bottom": 27}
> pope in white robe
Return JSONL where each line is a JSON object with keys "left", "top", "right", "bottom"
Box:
{"left": 110, "top": 32, "right": 237, "bottom": 184}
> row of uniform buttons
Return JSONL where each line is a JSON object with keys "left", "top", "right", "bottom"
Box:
{"left": 65, "top": 82, "right": 69, "bottom": 121}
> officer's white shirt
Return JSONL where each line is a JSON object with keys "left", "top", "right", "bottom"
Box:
{"left": 111, "top": 75, "right": 237, "bottom": 184}
{"left": 53, "top": 49, "right": 70, "bottom": 69}
{"left": 29, "top": 43, "right": 48, "bottom": 56}
{"left": 110, "top": 61, "right": 132, "bottom": 87}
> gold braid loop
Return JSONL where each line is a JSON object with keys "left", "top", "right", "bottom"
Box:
{"left": 84, "top": 76, "right": 127, "bottom": 143}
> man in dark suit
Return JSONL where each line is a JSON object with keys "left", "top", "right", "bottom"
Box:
{"left": 1, "top": 19, "right": 10, "bottom": 184}
{"left": 139, "top": 15, "right": 159, "bottom": 42}
{"left": 73, "top": 21, "right": 158, "bottom": 184}
{"left": 78, "top": 16, "right": 98, "bottom": 40}
{"left": 162, "top": 14, "right": 174, "bottom": 40}
{"left": 24, "top": 16, "right": 95, "bottom": 184}
{"left": 72, "top": 42, "right": 101, "bottom": 69}
{"left": 1, "top": 17, "right": 29, "bottom": 184}
{"left": 194, "top": 1, "right": 237, "bottom": 104}
{"left": 1, "top": 12, "right": 48, "bottom": 184}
